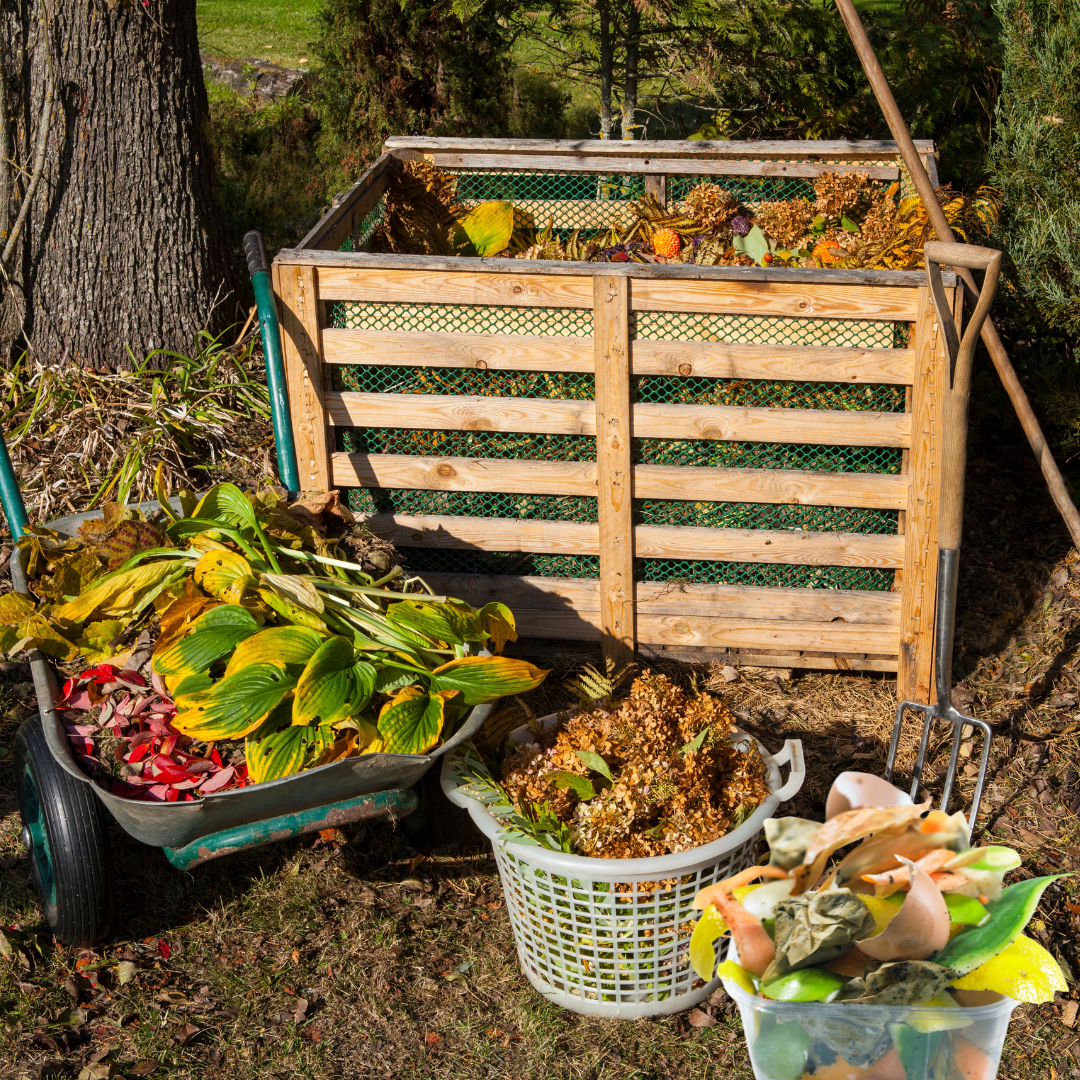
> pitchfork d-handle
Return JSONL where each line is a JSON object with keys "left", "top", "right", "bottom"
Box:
{"left": 885, "top": 242, "right": 1002, "bottom": 835}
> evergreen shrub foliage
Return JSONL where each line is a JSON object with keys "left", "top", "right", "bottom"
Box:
{"left": 989, "top": 0, "right": 1080, "bottom": 334}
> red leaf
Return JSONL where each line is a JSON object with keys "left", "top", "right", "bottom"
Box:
{"left": 149, "top": 755, "right": 189, "bottom": 783}
{"left": 157, "top": 940, "right": 171, "bottom": 959}
{"left": 199, "top": 767, "right": 235, "bottom": 794}
{"left": 165, "top": 788, "right": 180, "bottom": 802}
{"left": 210, "top": 747, "right": 223, "bottom": 768}
{"left": 425, "top": 1033, "right": 441, "bottom": 1046}
{"left": 83, "top": 664, "right": 119, "bottom": 683}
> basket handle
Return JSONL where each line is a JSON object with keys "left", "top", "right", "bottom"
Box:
{"left": 770, "top": 740, "right": 805, "bottom": 802}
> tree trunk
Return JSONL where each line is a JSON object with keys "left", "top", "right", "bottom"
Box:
{"left": 621, "top": 3, "right": 640, "bottom": 139}
{"left": 597, "top": 0, "right": 615, "bottom": 138}
{"left": 0, "top": 0, "right": 238, "bottom": 367}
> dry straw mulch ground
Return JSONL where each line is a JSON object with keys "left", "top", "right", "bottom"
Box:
{"left": 0, "top": 376, "right": 1078, "bottom": 1078}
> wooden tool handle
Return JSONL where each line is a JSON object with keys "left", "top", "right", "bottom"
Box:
{"left": 927, "top": 244, "right": 1003, "bottom": 550}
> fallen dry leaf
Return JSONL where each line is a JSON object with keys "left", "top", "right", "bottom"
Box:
{"left": 687, "top": 1008, "right": 717, "bottom": 1028}
{"left": 1063, "top": 1001, "right": 1078, "bottom": 1028}
{"left": 425, "top": 1032, "right": 441, "bottom": 1046}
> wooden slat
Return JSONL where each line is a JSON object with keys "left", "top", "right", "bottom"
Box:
{"left": 484, "top": 606, "right": 901, "bottom": 654}
{"left": 297, "top": 152, "right": 394, "bottom": 252}
{"left": 635, "top": 646, "right": 897, "bottom": 673}
{"left": 273, "top": 263, "right": 330, "bottom": 490}
{"left": 322, "top": 329, "right": 915, "bottom": 385}
{"left": 332, "top": 454, "right": 909, "bottom": 509}
{"left": 322, "top": 328, "right": 595, "bottom": 372}
{"left": 277, "top": 249, "right": 951, "bottom": 290}
{"left": 359, "top": 513, "right": 904, "bottom": 567}
{"left": 427, "top": 153, "right": 901, "bottom": 180}
{"left": 318, "top": 267, "right": 594, "bottom": 306}
{"left": 325, "top": 391, "right": 911, "bottom": 448}
{"left": 594, "top": 274, "right": 635, "bottom": 661}
{"left": 416, "top": 573, "right": 902, "bottom": 625}
{"left": 897, "top": 286, "right": 951, "bottom": 701}
{"left": 383, "top": 136, "right": 935, "bottom": 160}
{"left": 632, "top": 340, "right": 914, "bottom": 384}
{"left": 630, "top": 279, "right": 919, "bottom": 321}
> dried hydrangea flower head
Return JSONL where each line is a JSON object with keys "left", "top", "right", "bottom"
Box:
{"left": 754, "top": 199, "right": 815, "bottom": 249}
{"left": 813, "top": 171, "right": 870, "bottom": 218}
{"left": 500, "top": 673, "right": 769, "bottom": 861}
{"left": 683, "top": 182, "right": 740, "bottom": 237}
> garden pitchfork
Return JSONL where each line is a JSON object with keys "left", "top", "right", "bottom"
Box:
{"left": 885, "top": 241, "right": 1003, "bottom": 836}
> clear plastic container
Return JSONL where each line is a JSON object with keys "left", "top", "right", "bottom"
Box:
{"left": 725, "top": 979, "right": 1018, "bottom": 1080}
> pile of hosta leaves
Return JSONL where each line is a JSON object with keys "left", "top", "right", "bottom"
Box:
{"left": 376, "top": 159, "right": 1001, "bottom": 272}
{"left": 459, "top": 669, "right": 769, "bottom": 859}
{"left": 6, "top": 476, "right": 547, "bottom": 794}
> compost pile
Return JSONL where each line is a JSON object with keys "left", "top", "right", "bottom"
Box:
{"left": 690, "top": 771, "right": 1067, "bottom": 1079}
{"left": 5, "top": 480, "right": 546, "bottom": 801}
{"left": 371, "top": 159, "right": 1001, "bottom": 271}
{"left": 498, "top": 672, "right": 769, "bottom": 859}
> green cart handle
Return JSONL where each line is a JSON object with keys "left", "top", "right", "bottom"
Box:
{"left": 0, "top": 429, "right": 28, "bottom": 540}
{"left": 244, "top": 230, "right": 301, "bottom": 493}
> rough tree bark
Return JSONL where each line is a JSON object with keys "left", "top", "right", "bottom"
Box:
{"left": 0, "top": 0, "right": 238, "bottom": 367}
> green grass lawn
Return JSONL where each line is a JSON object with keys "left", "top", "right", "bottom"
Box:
{"left": 197, "top": 0, "right": 321, "bottom": 68}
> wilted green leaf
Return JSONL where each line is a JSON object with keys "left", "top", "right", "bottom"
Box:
{"left": 377, "top": 687, "right": 453, "bottom": 754}
{"left": 173, "top": 663, "right": 298, "bottom": 740}
{"left": 679, "top": 727, "right": 710, "bottom": 756}
{"left": 292, "top": 636, "right": 375, "bottom": 726}
{"left": 192, "top": 483, "right": 258, "bottom": 531}
{"left": 385, "top": 599, "right": 486, "bottom": 646}
{"left": 551, "top": 771, "right": 596, "bottom": 801}
{"left": 428, "top": 655, "right": 548, "bottom": 706}
{"left": 261, "top": 573, "right": 324, "bottom": 613}
{"left": 574, "top": 750, "right": 612, "bottom": 782}
{"left": 153, "top": 604, "right": 260, "bottom": 677}
{"left": 223, "top": 625, "right": 324, "bottom": 679}
{"left": 246, "top": 716, "right": 334, "bottom": 784}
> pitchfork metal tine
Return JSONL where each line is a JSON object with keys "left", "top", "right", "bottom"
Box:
{"left": 886, "top": 700, "right": 992, "bottom": 838}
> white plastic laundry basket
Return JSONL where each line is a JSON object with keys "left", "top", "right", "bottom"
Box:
{"left": 442, "top": 718, "right": 804, "bottom": 1019}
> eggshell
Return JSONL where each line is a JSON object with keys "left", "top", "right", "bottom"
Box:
{"left": 856, "top": 856, "right": 951, "bottom": 962}
{"left": 826, "top": 771, "right": 913, "bottom": 820}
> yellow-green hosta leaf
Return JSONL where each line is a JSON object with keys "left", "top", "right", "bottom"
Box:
{"left": 377, "top": 686, "right": 454, "bottom": 755}
{"left": 153, "top": 604, "right": 260, "bottom": 677}
{"left": 428, "top": 655, "right": 548, "bottom": 706}
{"left": 478, "top": 601, "right": 517, "bottom": 654}
{"left": 0, "top": 592, "right": 34, "bottom": 627}
{"left": 292, "top": 636, "right": 375, "bottom": 727}
{"left": 77, "top": 620, "right": 126, "bottom": 661}
{"left": 256, "top": 588, "right": 329, "bottom": 632}
{"left": 260, "top": 573, "right": 324, "bottom": 613}
{"left": 246, "top": 716, "right": 335, "bottom": 784}
{"left": 454, "top": 200, "right": 515, "bottom": 256}
{"left": 192, "top": 483, "right": 258, "bottom": 531}
{"left": 193, "top": 549, "right": 256, "bottom": 604}
{"left": 223, "top": 625, "right": 325, "bottom": 679}
{"left": 385, "top": 599, "right": 486, "bottom": 646}
{"left": 173, "top": 663, "right": 298, "bottom": 740}
{"left": 11, "top": 613, "right": 80, "bottom": 660}
{"left": 53, "top": 559, "right": 180, "bottom": 625}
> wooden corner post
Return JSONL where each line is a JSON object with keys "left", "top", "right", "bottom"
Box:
{"left": 897, "top": 285, "right": 951, "bottom": 700}
{"left": 594, "top": 274, "right": 635, "bottom": 664}
{"left": 273, "top": 262, "right": 330, "bottom": 491}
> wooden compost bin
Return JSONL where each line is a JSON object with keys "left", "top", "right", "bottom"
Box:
{"left": 272, "top": 137, "right": 956, "bottom": 702}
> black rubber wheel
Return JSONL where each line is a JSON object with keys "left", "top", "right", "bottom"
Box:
{"left": 402, "top": 766, "right": 479, "bottom": 850}
{"left": 14, "top": 716, "right": 114, "bottom": 945}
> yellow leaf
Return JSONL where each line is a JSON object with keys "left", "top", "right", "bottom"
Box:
{"left": 223, "top": 625, "right": 325, "bottom": 679}
{"left": 53, "top": 559, "right": 180, "bottom": 625}
{"left": 0, "top": 592, "right": 34, "bottom": 627}
{"left": 194, "top": 549, "right": 256, "bottom": 604}
{"left": 11, "top": 613, "right": 80, "bottom": 660}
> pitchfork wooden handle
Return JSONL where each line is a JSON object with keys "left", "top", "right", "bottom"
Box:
{"left": 925, "top": 242, "right": 1003, "bottom": 551}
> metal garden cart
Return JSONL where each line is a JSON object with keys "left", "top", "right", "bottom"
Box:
{"left": 4, "top": 233, "right": 487, "bottom": 946}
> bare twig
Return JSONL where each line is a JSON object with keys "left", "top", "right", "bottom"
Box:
{"left": 1, "top": 0, "right": 55, "bottom": 271}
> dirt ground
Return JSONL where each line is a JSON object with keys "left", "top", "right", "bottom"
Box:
{"left": 1, "top": 409, "right": 1079, "bottom": 1079}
